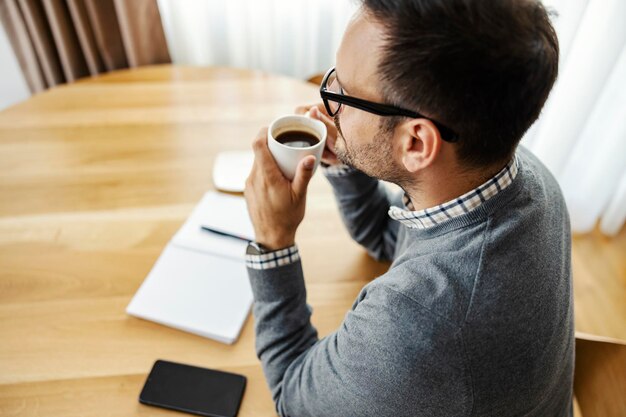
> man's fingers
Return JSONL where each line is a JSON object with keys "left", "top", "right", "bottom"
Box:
{"left": 322, "top": 149, "right": 339, "bottom": 165}
{"left": 311, "top": 103, "right": 332, "bottom": 119}
{"left": 245, "top": 159, "right": 257, "bottom": 187}
{"left": 292, "top": 156, "right": 316, "bottom": 198}
{"left": 309, "top": 107, "right": 339, "bottom": 163}
{"left": 309, "top": 107, "right": 336, "bottom": 133}
{"left": 251, "top": 127, "right": 281, "bottom": 176}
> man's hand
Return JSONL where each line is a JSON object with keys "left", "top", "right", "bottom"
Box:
{"left": 295, "top": 103, "right": 340, "bottom": 166}
{"left": 244, "top": 128, "right": 316, "bottom": 251}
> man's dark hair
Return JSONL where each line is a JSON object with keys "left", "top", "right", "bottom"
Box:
{"left": 362, "top": 0, "right": 559, "bottom": 168}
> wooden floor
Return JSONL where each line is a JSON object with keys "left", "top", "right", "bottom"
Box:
{"left": 571, "top": 226, "right": 626, "bottom": 341}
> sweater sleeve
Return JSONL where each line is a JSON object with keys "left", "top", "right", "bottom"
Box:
{"left": 246, "top": 261, "right": 472, "bottom": 417}
{"left": 322, "top": 165, "right": 401, "bottom": 262}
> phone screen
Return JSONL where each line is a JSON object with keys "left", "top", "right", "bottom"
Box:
{"left": 139, "top": 360, "right": 246, "bottom": 417}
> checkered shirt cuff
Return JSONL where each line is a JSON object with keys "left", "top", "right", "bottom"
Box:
{"left": 245, "top": 244, "right": 300, "bottom": 270}
{"left": 321, "top": 162, "right": 357, "bottom": 177}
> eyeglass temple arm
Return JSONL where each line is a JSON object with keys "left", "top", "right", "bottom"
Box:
{"left": 320, "top": 90, "right": 459, "bottom": 142}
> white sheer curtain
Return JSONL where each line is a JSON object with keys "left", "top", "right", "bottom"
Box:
{"left": 158, "top": 0, "right": 626, "bottom": 236}
{"left": 156, "top": 0, "right": 357, "bottom": 80}
{"left": 522, "top": 0, "right": 626, "bottom": 236}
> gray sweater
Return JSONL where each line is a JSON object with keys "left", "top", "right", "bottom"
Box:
{"left": 246, "top": 146, "right": 574, "bottom": 416}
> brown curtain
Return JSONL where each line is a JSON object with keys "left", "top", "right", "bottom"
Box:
{"left": 0, "top": 0, "right": 171, "bottom": 93}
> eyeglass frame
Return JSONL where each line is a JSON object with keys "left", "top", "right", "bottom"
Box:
{"left": 319, "top": 66, "right": 459, "bottom": 142}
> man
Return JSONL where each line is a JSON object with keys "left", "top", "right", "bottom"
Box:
{"left": 244, "top": 0, "right": 573, "bottom": 416}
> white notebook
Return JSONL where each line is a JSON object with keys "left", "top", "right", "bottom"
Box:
{"left": 126, "top": 191, "right": 255, "bottom": 344}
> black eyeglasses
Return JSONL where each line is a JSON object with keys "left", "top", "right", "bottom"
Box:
{"left": 319, "top": 67, "right": 459, "bottom": 142}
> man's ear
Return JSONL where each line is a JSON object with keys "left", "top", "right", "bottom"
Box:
{"left": 398, "top": 118, "right": 443, "bottom": 173}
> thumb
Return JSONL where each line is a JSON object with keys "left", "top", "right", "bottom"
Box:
{"left": 292, "top": 155, "right": 316, "bottom": 197}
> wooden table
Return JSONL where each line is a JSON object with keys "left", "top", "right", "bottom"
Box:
{"left": 0, "top": 65, "right": 390, "bottom": 416}
{"left": 1, "top": 65, "right": 624, "bottom": 417}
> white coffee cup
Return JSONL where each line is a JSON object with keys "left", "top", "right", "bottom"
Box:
{"left": 267, "top": 115, "right": 327, "bottom": 180}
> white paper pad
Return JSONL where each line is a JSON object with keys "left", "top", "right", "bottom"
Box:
{"left": 126, "top": 245, "right": 252, "bottom": 344}
{"left": 126, "top": 191, "right": 255, "bottom": 344}
{"left": 172, "top": 191, "right": 255, "bottom": 260}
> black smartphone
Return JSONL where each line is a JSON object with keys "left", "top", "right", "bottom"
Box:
{"left": 139, "top": 359, "right": 246, "bottom": 417}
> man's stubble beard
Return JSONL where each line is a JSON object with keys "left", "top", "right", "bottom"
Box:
{"left": 333, "top": 113, "right": 414, "bottom": 189}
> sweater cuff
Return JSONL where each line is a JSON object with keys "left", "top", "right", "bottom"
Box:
{"left": 245, "top": 244, "right": 300, "bottom": 270}
{"left": 246, "top": 258, "right": 306, "bottom": 302}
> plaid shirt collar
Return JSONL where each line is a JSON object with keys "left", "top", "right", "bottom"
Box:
{"left": 388, "top": 156, "right": 519, "bottom": 230}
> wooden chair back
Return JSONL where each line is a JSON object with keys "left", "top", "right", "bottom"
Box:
{"left": 574, "top": 332, "right": 626, "bottom": 417}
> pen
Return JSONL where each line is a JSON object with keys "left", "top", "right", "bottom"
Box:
{"left": 200, "top": 226, "right": 252, "bottom": 243}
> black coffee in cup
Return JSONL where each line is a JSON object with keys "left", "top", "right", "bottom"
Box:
{"left": 268, "top": 115, "right": 327, "bottom": 180}
{"left": 275, "top": 130, "right": 320, "bottom": 148}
